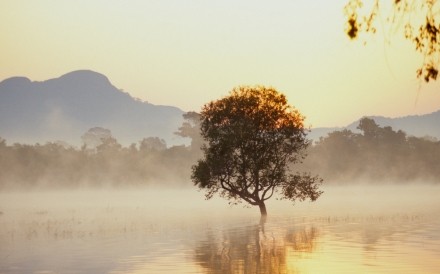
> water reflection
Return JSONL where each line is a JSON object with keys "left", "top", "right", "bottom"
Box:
{"left": 2, "top": 187, "right": 440, "bottom": 273}
{"left": 194, "top": 220, "right": 318, "bottom": 274}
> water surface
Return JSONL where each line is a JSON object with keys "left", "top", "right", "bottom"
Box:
{"left": 1, "top": 184, "right": 439, "bottom": 273}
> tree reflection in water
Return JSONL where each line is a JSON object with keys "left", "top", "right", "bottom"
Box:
{"left": 194, "top": 221, "right": 319, "bottom": 274}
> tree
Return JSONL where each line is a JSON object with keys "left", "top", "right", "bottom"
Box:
{"left": 357, "top": 117, "right": 381, "bottom": 139}
{"left": 139, "top": 137, "right": 167, "bottom": 153}
{"left": 175, "top": 111, "right": 203, "bottom": 152}
{"left": 344, "top": 0, "right": 440, "bottom": 82}
{"left": 191, "top": 86, "right": 323, "bottom": 216}
{"left": 81, "top": 127, "right": 113, "bottom": 150}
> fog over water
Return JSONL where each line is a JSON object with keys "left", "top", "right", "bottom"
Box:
{"left": 1, "top": 116, "right": 440, "bottom": 272}
{"left": 2, "top": 116, "right": 440, "bottom": 191}
{"left": 1, "top": 184, "right": 439, "bottom": 273}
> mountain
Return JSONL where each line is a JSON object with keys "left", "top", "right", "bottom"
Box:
{"left": 309, "top": 110, "right": 440, "bottom": 142}
{"left": 0, "top": 70, "right": 186, "bottom": 146}
{"left": 2, "top": 70, "right": 438, "bottom": 146}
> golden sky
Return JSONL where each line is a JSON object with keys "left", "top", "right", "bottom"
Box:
{"left": 1, "top": 0, "right": 439, "bottom": 127}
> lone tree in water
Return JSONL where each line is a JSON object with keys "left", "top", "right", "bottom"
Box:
{"left": 191, "top": 86, "right": 323, "bottom": 216}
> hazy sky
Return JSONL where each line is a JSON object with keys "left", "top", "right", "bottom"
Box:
{"left": 1, "top": 0, "right": 439, "bottom": 127}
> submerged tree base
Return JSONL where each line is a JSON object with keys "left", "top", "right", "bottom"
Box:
{"left": 259, "top": 203, "right": 267, "bottom": 216}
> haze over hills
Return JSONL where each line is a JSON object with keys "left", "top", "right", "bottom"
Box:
{"left": 0, "top": 70, "right": 186, "bottom": 147}
{"left": 0, "top": 70, "right": 438, "bottom": 147}
{"left": 309, "top": 110, "right": 440, "bottom": 142}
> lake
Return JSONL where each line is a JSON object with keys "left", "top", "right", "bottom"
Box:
{"left": 1, "top": 184, "right": 439, "bottom": 273}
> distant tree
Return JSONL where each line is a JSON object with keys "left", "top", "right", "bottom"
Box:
{"left": 191, "top": 86, "right": 323, "bottom": 216}
{"left": 345, "top": 0, "right": 440, "bottom": 82}
{"left": 96, "top": 136, "right": 122, "bottom": 154}
{"left": 0, "top": 137, "right": 6, "bottom": 148}
{"left": 309, "top": 129, "right": 361, "bottom": 180}
{"left": 139, "top": 137, "right": 167, "bottom": 153}
{"left": 175, "top": 111, "right": 203, "bottom": 152}
{"left": 357, "top": 117, "right": 381, "bottom": 139}
{"left": 81, "top": 127, "right": 113, "bottom": 150}
{"left": 357, "top": 117, "right": 407, "bottom": 146}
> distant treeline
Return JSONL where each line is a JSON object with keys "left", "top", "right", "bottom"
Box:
{"left": 0, "top": 116, "right": 439, "bottom": 189}
{"left": 301, "top": 118, "right": 440, "bottom": 183}
{"left": 0, "top": 112, "right": 203, "bottom": 189}
{"left": 0, "top": 137, "right": 201, "bottom": 189}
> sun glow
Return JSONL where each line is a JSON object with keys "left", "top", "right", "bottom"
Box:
{"left": 1, "top": 0, "right": 439, "bottom": 127}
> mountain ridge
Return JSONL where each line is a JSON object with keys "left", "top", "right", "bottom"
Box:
{"left": 0, "top": 70, "right": 186, "bottom": 146}
{"left": 1, "top": 70, "right": 438, "bottom": 146}
{"left": 309, "top": 109, "right": 440, "bottom": 142}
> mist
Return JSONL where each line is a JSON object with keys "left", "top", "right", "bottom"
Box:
{"left": 300, "top": 117, "right": 440, "bottom": 184}
{"left": 1, "top": 116, "right": 439, "bottom": 191}
{"left": 0, "top": 130, "right": 200, "bottom": 191}
{"left": 1, "top": 184, "right": 439, "bottom": 273}
{"left": 2, "top": 116, "right": 440, "bottom": 273}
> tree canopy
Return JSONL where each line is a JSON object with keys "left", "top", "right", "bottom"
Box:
{"left": 191, "top": 86, "right": 323, "bottom": 216}
{"left": 345, "top": 0, "right": 440, "bottom": 82}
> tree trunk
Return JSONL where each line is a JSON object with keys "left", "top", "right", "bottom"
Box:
{"left": 258, "top": 202, "right": 267, "bottom": 216}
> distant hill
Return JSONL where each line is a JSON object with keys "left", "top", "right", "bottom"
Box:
{"left": 309, "top": 110, "right": 440, "bottom": 142}
{"left": 0, "top": 70, "right": 186, "bottom": 146}
{"left": 2, "top": 70, "right": 438, "bottom": 147}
